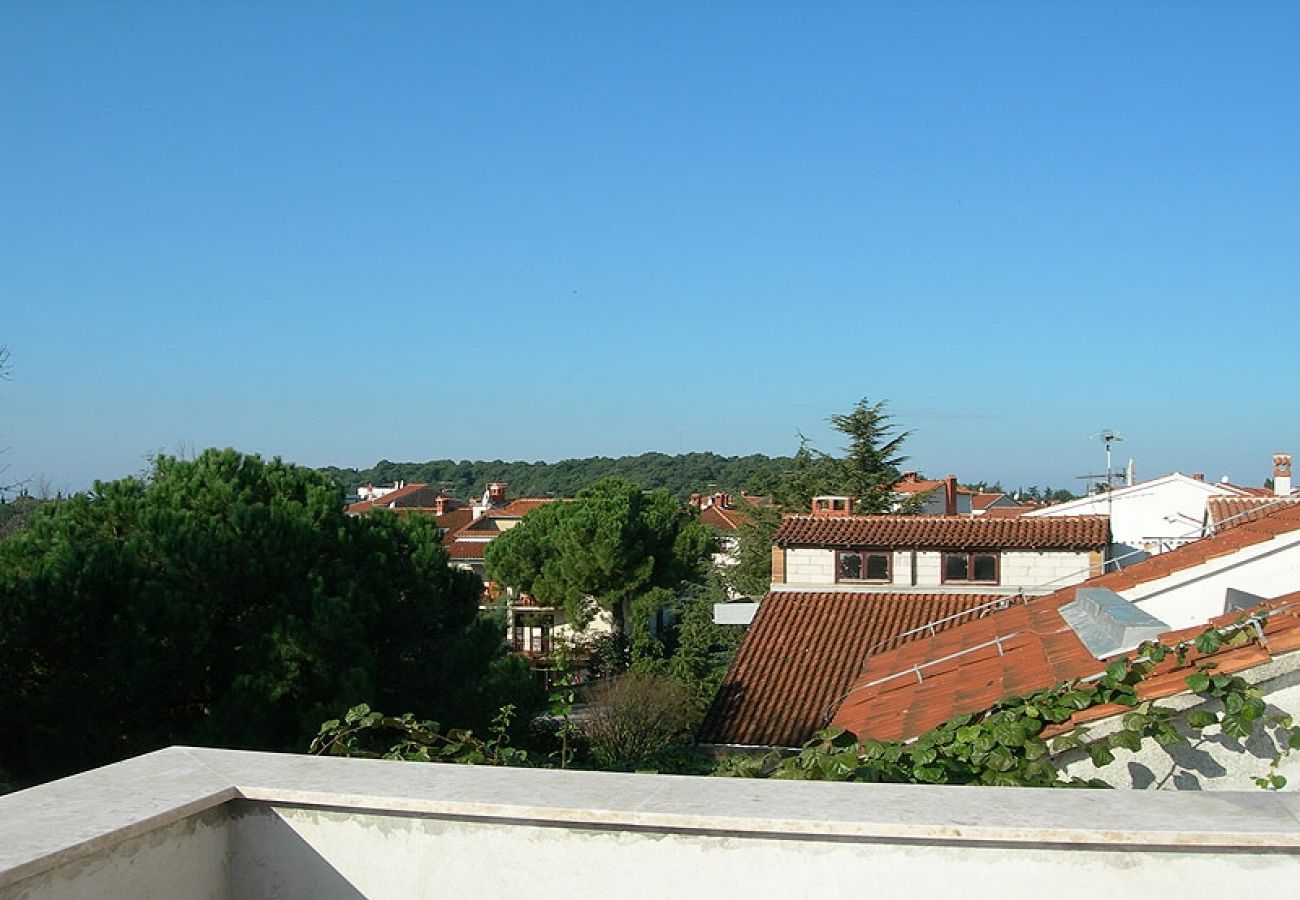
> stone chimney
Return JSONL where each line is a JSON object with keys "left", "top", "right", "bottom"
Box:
{"left": 811, "top": 496, "right": 853, "bottom": 518}
{"left": 1274, "top": 454, "right": 1292, "bottom": 496}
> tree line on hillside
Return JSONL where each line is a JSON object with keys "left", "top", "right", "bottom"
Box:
{"left": 320, "top": 452, "right": 795, "bottom": 500}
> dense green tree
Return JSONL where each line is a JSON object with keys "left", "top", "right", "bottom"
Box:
{"left": 663, "top": 576, "right": 744, "bottom": 713}
{"left": 484, "top": 478, "right": 715, "bottom": 643}
{"left": 746, "top": 398, "right": 914, "bottom": 514}
{"left": 0, "top": 449, "right": 539, "bottom": 786}
{"left": 722, "top": 503, "right": 784, "bottom": 599}
{"left": 830, "top": 398, "right": 912, "bottom": 514}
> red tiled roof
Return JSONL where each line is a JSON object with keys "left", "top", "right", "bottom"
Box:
{"left": 346, "top": 482, "right": 432, "bottom": 514}
{"left": 445, "top": 534, "right": 494, "bottom": 560}
{"left": 772, "top": 514, "right": 1109, "bottom": 551}
{"left": 488, "top": 498, "right": 556, "bottom": 517}
{"left": 981, "top": 506, "right": 1032, "bottom": 518}
{"left": 700, "top": 504, "right": 752, "bottom": 533}
{"left": 462, "top": 497, "right": 560, "bottom": 532}
{"left": 831, "top": 501, "right": 1300, "bottom": 743}
{"left": 697, "top": 591, "right": 1005, "bottom": 747}
{"left": 893, "top": 479, "right": 942, "bottom": 495}
{"left": 435, "top": 508, "right": 475, "bottom": 542}
{"left": 1205, "top": 496, "right": 1300, "bottom": 532}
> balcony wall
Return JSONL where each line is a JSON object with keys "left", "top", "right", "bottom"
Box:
{"left": 3, "top": 747, "right": 1300, "bottom": 899}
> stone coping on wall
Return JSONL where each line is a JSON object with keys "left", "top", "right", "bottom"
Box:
{"left": 4, "top": 746, "right": 1300, "bottom": 890}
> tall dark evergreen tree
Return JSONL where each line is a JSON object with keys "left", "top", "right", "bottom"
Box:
{"left": 0, "top": 449, "right": 539, "bottom": 787}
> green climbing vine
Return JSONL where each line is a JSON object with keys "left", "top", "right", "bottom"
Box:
{"left": 717, "top": 608, "right": 1300, "bottom": 788}
{"left": 311, "top": 703, "right": 529, "bottom": 767}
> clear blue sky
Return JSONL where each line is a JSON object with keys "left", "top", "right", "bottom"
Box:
{"left": 3, "top": 2, "right": 1297, "bottom": 495}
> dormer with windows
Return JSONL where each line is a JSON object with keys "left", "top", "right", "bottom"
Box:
{"left": 769, "top": 512, "right": 1109, "bottom": 596}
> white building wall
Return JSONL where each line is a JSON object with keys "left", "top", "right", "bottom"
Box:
{"left": 783, "top": 548, "right": 837, "bottom": 585}
{"left": 779, "top": 549, "right": 1092, "bottom": 593}
{"left": 1127, "top": 532, "right": 1300, "bottom": 630}
{"left": 913, "top": 551, "right": 943, "bottom": 586}
{"left": 10, "top": 748, "right": 1300, "bottom": 899}
{"left": 1027, "top": 476, "right": 1238, "bottom": 563}
{"left": 1000, "top": 551, "right": 1093, "bottom": 590}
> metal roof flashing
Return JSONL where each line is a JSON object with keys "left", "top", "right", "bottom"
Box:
{"left": 1059, "top": 587, "right": 1169, "bottom": 659}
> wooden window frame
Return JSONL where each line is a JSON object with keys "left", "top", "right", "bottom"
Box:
{"left": 941, "top": 551, "right": 1000, "bottom": 585}
{"left": 835, "top": 549, "right": 891, "bottom": 584}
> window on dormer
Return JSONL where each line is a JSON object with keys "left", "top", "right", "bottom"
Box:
{"left": 942, "top": 552, "right": 999, "bottom": 584}
{"left": 837, "top": 550, "right": 890, "bottom": 583}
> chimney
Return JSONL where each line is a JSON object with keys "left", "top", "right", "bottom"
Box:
{"left": 811, "top": 496, "right": 853, "bottom": 518}
{"left": 688, "top": 493, "right": 702, "bottom": 508}
{"left": 433, "top": 495, "right": 449, "bottom": 516}
{"left": 1275, "top": 454, "right": 1292, "bottom": 496}
{"left": 1191, "top": 473, "right": 1204, "bottom": 482}
{"left": 943, "top": 475, "right": 958, "bottom": 515}
{"left": 487, "top": 482, "right": 508, "bottom": 506}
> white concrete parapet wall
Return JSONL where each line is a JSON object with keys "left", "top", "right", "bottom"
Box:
{"left": 3, "top": 747, "right": 1300, "bottom": 899}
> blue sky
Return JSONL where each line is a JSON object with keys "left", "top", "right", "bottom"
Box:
{"left": 3, "top": 2, "right": 1297, "bottom": 495}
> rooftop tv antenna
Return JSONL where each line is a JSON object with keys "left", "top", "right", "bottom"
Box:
{"left": 1075, "top": 430, "right": 1126, "bottom": 494}
{"left": 1098, "top": 429, "right": 1124, "bottom": 490}
{"left": 1095, "top": 430, "right": 1124, "bottom": 572}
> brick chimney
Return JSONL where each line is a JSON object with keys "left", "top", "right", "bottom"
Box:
{"left": 944, "top": 475, "right": 958, "bottom": 515}
{"left": 811, "top": 496, "right": 853, "bottom": 518}
{"left": 487, "top": 482, "right": 508, "bottom": 506}
{"left": 433, "top": 495, "right": 450, "bottom": 516}
{"left": 1275, "top": 454, "right": 1292, "bottom": 496}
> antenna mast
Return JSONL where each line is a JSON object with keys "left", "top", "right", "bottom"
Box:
{"left": 1098, "top": 429, "right": 1124, "bottom": 571}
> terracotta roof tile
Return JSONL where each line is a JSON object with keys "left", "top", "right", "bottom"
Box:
{"left": 346, "top": 482, "right": 436, "bottom": 514}
{"left": 1205, "top": 496, "right": 1300, "bottom": 532}
{"left": 700, "top": 505, "right": 752, "bottom": 532}
{"left": 487, "top": 498, "right": 557, "bottom": 517}
{"left": 697, "top": 591, "right": 1006, "bottom": 747}
{"left": 772, "top": 514, "right": 1109, "bottom": 551}
{"left": 830, "top": 503, "right": 1300, "bottom": 743}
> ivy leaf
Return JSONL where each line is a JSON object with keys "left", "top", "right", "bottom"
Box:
{"left": 1226, "top": 629, "right": 1250, "bottom": 646}
{"left": 986, "top": 748, "right": 1018, "bottom": 772}
{"left": 1050, "top": 732, "right": 1084, "bottom": 753}
{"left": 911, "top": 746, "right": 938, "bottom": 765}
{"left": 1186, "top": 710, "right": 1218, "bottom": 729}
{"left": 1122, "top": 712, "right": 1151, "bottom": 732}
{"left": 1104, "top": 659, "right": 1129, "bottom": 683}
{"left": 1061, "top": 690, "right": 1094, "bottom": 710}
{"left": 1186, "top": 672, "right": 1211, "bottom": 693}
{"left": 913, "top": 764, "right": 945, "bottom": 783}
{"left": 1087, "top": 743, "right": 1115, "bottom": 768}
{"left": 1194, "top": 629, "right": 1223, "bottom": 655}
{"left": 1153, "top": 724, "right": 1185, "bottom": 747}
{"left": 993, "top": 722, "right": 1027, "bottom": 748}
{"left": 1108, "top": 729, "right": 1143, "bottom": 752}
{"left": 1221, "top": 714, "right": 1250, "bottom": 739}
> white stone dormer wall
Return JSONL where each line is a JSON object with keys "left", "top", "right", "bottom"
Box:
{"left": 776, "top": 547, "right": 1095, "bottom": 595}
